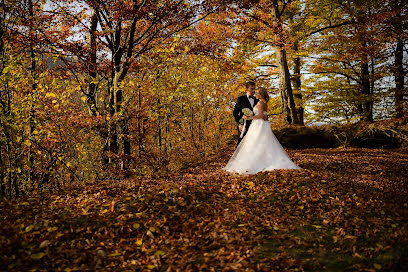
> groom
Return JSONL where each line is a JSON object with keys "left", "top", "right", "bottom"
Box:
{"left": 233, "top": 81, "right": 258, "bottom": 146}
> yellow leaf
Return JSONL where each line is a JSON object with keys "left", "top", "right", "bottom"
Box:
{"left": 155, "top": 250, "right": 165, "bottom": 256}
{"left": 247, "top": 181, "right": 254, "bottom": 188}
{"left": 299, "top": 205, "right": 304, "bottom": 210}
{"left": 133, "top": 223, "right": 140, "bottom": 229}
{"left": 147, "top": 265, "right": 155, "bottom": 269}
{"left": 81, "top": 96, "right": 86, "bottom": 102}
{"left": 25, "top": 225, "right": 35, "bottom": 232}
{"left": 30, "top": 252, "right": 45, "bottom": 259}
{"left": 47, "top": 226, "right": 58, "bottom": 232}
{"left": 39, "top": 240, "right": 50, "bottom": 249}
{"left": 136, "top": 239, "right": 143, "bottom": 246}
{"left": 374, "top": 263, "right": 382, "bottom": 270}
{"left": 108, "top": 252, "right": 121, "bottom": 257}
{"left": 149, "top": 226, "right": 156, "bottom": 232}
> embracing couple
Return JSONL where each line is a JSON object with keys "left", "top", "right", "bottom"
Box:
{"left": 223, "top": 81, "right": 301, "bottom": 174}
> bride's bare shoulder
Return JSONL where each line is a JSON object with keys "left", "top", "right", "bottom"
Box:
{"left": 259, "top": 100, "right": 267, "bottom": 109}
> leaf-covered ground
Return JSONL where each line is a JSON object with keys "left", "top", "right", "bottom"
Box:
{"left": 1, "top": 146, "right": 408, "bottom": 271}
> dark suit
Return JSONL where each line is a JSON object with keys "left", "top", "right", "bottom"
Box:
{"left": 233, "top": 95, "right": 258, "bottom": 146}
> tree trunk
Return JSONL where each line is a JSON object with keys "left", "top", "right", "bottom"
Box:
{"left": 292, "top": 40, "right": 304, "bottom": 125}
{"left": 279, "top": 83, "right": 291, "bottom": 123}
{"left": 87, "top": 8, "right": 98, "bottom": 117}
{"left": 0, "top": 3, "right": 9, "bottom": 195}
{"left": 276, "top": 48, "right": 299, "bottom": 124}
{"left": 394, "top": 36, "right": 405, "bottom": 117}
{"left": 0, "top": 11, "right": 7, "bottom": 195}
{"left": 0, "top": 163, "right": 4, "bottom": 196}
{"left": 116, "top": 89, "right": 131, "bottom": 172}
{"left": 157, "top": 97, "right": 162, "bottom": 152}
{"left": 137, "top": 83, "right": 142, "bottom": 171}
{"left": 28, "top": 0, "right": 36, "bottom": 187}
{"left": 360, "top": 57, "right": 373, "bottom": 121}
{"left": 272, "top": 0, "right": 300, "bottom": 125}
{"left": 108, "top": 85, "right": 118, "bottom": 162}
{"left": 104, "top": 17, "right": 136, "bottom": 170}
{"left": 165, "top": 111, "right": 169, "bottom": 155}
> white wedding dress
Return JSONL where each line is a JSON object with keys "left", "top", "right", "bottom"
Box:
{"left": 223, "top": 108, "right": 301, "bottom": 174}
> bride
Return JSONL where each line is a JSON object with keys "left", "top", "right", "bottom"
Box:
{"left": 223, "top": 87, "right": 300, "bottom": 174}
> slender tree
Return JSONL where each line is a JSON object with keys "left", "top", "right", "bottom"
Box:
{"left": 388, "top": 0, "right": 407, "bottom": 117}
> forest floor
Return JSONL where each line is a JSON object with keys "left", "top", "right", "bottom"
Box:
{"left": 1, "top": 145, "right": 408, "bottom": 271}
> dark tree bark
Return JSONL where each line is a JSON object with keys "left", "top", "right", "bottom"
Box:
{"left": 393, "top": 26, "right": 405, "bottom": 117}
{"left": 292, "top": 40, "right": 304, "bottom": 125}
{"left": 28, "top": 0, "right": 37, "bottom": 186}
{"left": 272, "top": 0, "right": 300, "bottom": 125}
{"left": 0, "top": 0, "right": 6, "bottom": 196}
{"left": 360, "top": 56, "right": 373, "bottom": 121}
{"left": 87, "top": 8, "right": 98, "bottom": 117}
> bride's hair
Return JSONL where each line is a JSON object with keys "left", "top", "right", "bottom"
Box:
{"left": 258, "top": 87, "right": 270, "bottom": 103}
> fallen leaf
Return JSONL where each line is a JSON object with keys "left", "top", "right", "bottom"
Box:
{"left": 30, "top": 252, "right": 45, "bottom": 260}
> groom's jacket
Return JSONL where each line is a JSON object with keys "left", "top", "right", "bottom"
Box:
{"left": 233, "top": 95, "right": 259, "bottom": 126}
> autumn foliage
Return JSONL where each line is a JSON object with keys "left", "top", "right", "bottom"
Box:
{"left": 0, "top": 0, "right": 407, "bottom": 270}
{"left": 1, "top": 0, "right": 407, "bottom": 195}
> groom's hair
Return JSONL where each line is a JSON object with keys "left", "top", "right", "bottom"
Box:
{"left": 246, "top": 81, "right": 255, "bottom": 89}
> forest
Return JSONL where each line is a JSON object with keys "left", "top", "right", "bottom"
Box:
{"left": 1, "top": 0, "right": 407, "bottom": 271}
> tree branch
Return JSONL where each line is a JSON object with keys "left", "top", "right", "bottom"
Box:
{"left": 316, "top": 71, "right": 361, "bottom": 84}
{"left": 260, "top": 64, "right": 278, "bottom": 68}
{"left": 248, "top": 14, "right": 275, "bottom": 29}
{"left": 279, "top": 0, "right": 289, "bottom": 18}
{"left": 307, "top": 21, "right": 354, "bottom": 37}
